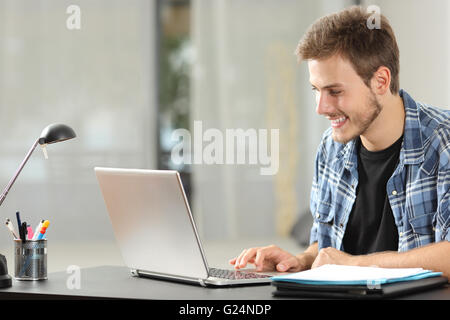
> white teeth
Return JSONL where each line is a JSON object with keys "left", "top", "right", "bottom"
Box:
{"left": 331, "top": 117, "right": 347, "bottom": 124}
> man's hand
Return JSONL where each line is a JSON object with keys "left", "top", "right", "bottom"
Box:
{"left": 311, "top": 247, "right": 355, "bottom": 268}
{"left": 229, "top": 244, "right": 317, "bottom": 272}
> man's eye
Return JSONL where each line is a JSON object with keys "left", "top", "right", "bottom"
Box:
{"left": 330, "top": 90, "right": 342, "bottom": 96}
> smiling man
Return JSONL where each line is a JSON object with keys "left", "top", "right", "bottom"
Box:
{"left": 229, "top": 6, "right": 450, "bottom": 277}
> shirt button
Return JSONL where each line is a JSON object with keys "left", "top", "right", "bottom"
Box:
{"left": 316, "top": 214, "right": 320, "bottom": 219}
{"left": 399, "top": 232, "right": 403, "bottom": 237}
{"left": 392, "top": 190, "right": 398, "bottom": 196}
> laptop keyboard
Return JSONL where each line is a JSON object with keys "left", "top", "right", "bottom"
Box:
{"left": 209, "top": 268, "right": 271, "bottom": 280}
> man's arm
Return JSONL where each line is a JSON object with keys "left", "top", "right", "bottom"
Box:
{"left": 356, "top": 241, "right": 450, "bottom": 278}
{"left": 312, "top": 241, "right": 450, "bottom": 278}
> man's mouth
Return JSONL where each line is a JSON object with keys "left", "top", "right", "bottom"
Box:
{"left": 329, "top": 116, "right": 348, "bottom": 128}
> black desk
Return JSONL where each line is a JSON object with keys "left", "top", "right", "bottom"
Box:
{"left": 0, "top": 265, "right": 449, "bottom": 300}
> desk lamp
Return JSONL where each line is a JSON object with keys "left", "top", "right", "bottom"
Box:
{"left": 0, "top": 124, "right": 76, "bottom": 288}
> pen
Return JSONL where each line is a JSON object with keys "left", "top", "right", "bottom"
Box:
{"left": 21, "top": 221, "right": 27, "bottom": 242}
{"left": 18, "top": 222, "right": 24, "bottom": 242}
{"left": 32, "top": 220, "right": 44, "bottom": 240}
{"left": 36, "top": 220, "right": 50, "bottom": 240}
{"left": 27, "top": 225, "right": 33, "bottom": 240}
{"left": 16, "top": 211, "right": 22, "bottom": 234}
{"left": 5, "top": 218, "right": 18, "bottom": 239}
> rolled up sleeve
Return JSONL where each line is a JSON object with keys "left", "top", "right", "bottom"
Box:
{"left": 309, "top": 221, "right": 318, "bottom": 245}
{"left": 439, "top": 191, "right": 450, "bottom": 242}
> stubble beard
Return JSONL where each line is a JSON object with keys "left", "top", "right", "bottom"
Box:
{"left": 332, "top": 91, "right": 382, "bottom": 144}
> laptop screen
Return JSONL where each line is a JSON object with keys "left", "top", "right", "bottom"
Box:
{"left": 95, "top": 167, "right": 209, "bottom": 280}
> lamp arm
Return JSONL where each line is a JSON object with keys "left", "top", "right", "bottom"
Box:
{"left": 0, "top": 138, "right": 39, "bottom": 207}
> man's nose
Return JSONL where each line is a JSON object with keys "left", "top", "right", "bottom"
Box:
{"left": 315, "top": 92, "right": 333, "bottom": 116}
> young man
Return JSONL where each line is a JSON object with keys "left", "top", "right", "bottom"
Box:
{"left": 229, "top": 6, "right": 450, "bottom": 278}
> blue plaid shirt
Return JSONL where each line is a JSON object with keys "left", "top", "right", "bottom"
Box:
{"left": 309, "top": 89, "right": 450, "bottom": 252}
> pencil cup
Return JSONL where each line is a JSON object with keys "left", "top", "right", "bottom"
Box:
{"left": 14, "top": 239, "right": 47, "bottom": 281}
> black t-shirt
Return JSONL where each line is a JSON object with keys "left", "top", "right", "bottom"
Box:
{"left": 342, "top": 135, "right": 403, "bottom": 255}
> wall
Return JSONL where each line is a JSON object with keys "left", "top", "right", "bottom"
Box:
{"left": 0, "top": 0, "right": 158, "bottom": 251}
{"left": 190, "top": 0, "right": 450, "bottom": 242}
{"left": 190, "top": 0, "right": 354, "bottom": 240}
{"left": 363, "top": 0, "right": 450, "bottom": 108}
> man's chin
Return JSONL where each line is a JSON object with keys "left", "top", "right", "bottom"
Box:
{"left": 331, "top": 130, "right": 358, "bottom": 144}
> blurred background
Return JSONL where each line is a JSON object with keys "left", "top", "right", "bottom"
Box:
{"left": 0, "top": 0, "right": 448, "bottom": 272}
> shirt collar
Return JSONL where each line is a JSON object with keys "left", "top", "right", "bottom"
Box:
{"left": 339, "top": 89, "right": 424, "bottom": 170}
{"left": 398, "top": 89, "right": 425, "bottom": 165}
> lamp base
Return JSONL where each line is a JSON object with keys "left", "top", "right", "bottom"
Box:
{"left": 0, "top": 254, "right": 12, "bottom": 288}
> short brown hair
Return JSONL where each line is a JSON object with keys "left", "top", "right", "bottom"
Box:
{"left": 295, "top": 6, "right": 400, "bottom": 94}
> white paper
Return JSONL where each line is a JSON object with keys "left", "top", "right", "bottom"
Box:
{"left": 272, "top": 264, "right": 434, "bottom": 284}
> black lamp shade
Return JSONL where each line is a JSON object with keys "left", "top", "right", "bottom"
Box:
{"left": 38, "top": 124, "right": 76, "bottom": 145}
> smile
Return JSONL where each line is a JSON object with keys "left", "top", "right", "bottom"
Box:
{"left": 330, "top": 116, "right": 348, "bottom": 128}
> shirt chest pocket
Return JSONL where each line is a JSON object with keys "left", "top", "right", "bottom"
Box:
{"left": 409, "top": 212, "right": 435, "bottom": 236}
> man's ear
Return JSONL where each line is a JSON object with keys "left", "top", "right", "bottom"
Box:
{"left": 370, "top": 66, "right": 391, "bottom": 95}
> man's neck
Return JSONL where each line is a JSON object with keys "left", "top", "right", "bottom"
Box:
{"left": 360, "top": 93, "right": 405, "bottom": 152}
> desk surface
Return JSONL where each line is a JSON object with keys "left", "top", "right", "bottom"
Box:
{"left": 0, "top": 265, "right": 449, "bottom": 300}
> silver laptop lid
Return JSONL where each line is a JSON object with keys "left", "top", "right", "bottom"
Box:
{"left": 95, "top": 167, "right": 209, "bottom": 281}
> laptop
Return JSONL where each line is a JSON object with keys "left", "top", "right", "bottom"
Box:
{"left": 94, "top": 167, "right": 277, "bottom": 287}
